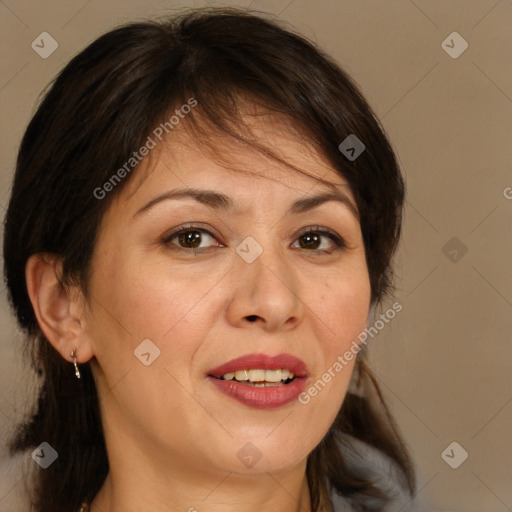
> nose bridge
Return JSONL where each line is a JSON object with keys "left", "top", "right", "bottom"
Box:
{"left": 247, "top": 238, "right": 291, "bottom": 290}
{"left": 229, "top": 233, "right": 303, "bottom": 329}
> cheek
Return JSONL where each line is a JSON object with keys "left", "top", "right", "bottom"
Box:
{"left": 91, "top": 250, "right": 211, "bottom": 338}
{"left": 318, "top": 267, "right": 372, "bottom": 347}
{"left": 297, "top": 275, "right": 370, "bottom": 441}
{"left": 88, "top": 253, "right": 227, "bottom": 395}
{"left": 88, "top": 257, "right": 216, "bottom": 432}
{"left": 299, "top": 269, "right": 370, "bottom": 418}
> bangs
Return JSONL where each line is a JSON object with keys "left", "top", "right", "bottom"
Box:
{"left": 128, "top": 91, "right": 348, "bottom": 200}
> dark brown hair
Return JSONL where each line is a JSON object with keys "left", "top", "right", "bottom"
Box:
{"left": 3, "top": 7, "right": 414, "bottom": 512}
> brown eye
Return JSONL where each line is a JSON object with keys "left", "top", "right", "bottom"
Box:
{"left": 298, "top": 232, "right": 322, "bottom": 250}
{"left": 177, "top": 230, "right": 202, "bottom": 249}
{"left": 293, "top": 227, "right": 346, "bottom": 254}
{"left": 163, "top": 226, "right": 221, "bottom": 251}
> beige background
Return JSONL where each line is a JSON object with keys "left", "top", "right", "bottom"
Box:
{"left": 1, "top": 0, "right": 511, "bottom": 510}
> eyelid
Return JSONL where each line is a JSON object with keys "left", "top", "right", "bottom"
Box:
{"left": 292, "top": 225, "right": 347, "bottom": 251}
{"left": 294, "top": 225, "right": 344, "bottom": 242}
{"left": 161, "top": 223, "right": 224, "bottom": 246}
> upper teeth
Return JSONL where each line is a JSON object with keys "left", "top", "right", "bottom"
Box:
{"left": 222, "top": 369, "right": 294, "bottom": 382}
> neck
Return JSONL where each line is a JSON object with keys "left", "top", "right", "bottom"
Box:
{"left": 90, "top": 467, "right": 312, "bottom": 512}
{"left": 89, "top": 431, "right": 312, "bottom": 512}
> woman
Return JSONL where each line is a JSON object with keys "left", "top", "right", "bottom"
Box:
{"left": 3, "top": 7, "right": 417, "bottom": 512}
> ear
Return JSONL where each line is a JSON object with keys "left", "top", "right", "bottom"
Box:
{"left": 25, "top": 253, "right": 95, "bottom": 364}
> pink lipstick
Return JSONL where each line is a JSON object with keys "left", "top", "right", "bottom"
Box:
{"left": 208, "top": 353, "right": 308, "bottom": 409}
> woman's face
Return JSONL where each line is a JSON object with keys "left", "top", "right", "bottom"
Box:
{"left": 84, "top": 114, "right": 371, "bottom": 479}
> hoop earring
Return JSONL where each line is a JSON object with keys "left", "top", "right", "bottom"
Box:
{"left": 70, "top": 349, "right": 81, "bottom": 379}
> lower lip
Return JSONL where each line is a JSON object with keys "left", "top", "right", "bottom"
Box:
{"left": 208, "top": 377, "right": 306, "bottom": 409}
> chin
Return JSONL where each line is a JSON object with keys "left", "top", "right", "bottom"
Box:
{"left": 221, "top": 452, "right": 309, "bottom": 477}
{"left": 217, "top": 433, "right": 313, "bottom": 476}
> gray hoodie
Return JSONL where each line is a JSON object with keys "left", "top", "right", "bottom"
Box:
{"left": 328, "top": 435, "right": 430, "bottom": 511}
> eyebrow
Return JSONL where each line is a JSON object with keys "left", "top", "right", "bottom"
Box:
{"left": 134, "top": 187, "right": 359, "bottom": 219}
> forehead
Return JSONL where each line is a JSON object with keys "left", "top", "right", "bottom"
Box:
{"left": 123, "top": 108, "right": 351, "bottom": 208}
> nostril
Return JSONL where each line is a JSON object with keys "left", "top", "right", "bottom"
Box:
{"left": 246, "top": 315, "right": 258, "bottom": 322}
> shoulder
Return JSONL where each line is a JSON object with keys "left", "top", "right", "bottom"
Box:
{"left": 329, "top": 436, "right": 433, "bottom": 512}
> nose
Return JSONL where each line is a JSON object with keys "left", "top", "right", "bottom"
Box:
{"left": 225, "top": 241, "right": 305, "bottom": 332}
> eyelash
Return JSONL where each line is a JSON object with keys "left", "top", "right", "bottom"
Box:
{"left": 162, "top": 224, "right": 347, "bottom": 255}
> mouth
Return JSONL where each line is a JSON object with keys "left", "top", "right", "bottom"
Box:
{"left": 207, "top": 353, "right": 308, "bottom": 409}
{"left": 212, "top": 368, "right": 297, "bottom": 387}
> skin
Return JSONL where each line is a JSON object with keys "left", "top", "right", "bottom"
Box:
{"left": 26, "top": 110, "right": 371, "bottom": 512}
